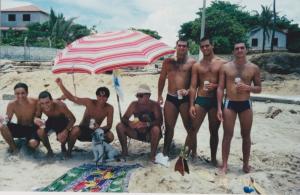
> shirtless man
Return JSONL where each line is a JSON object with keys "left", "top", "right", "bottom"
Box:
{"left": 34, "top": 91, "right": 76, "bottom": 156}
{"left": 188, "top": 37, "right": 227, "bottom": 164}
{"left": 0, "top": 83, "right": 40, "bottom": 154}
{"left": 56, "top": 78, "right": 114, "bottom": 157}
{"left": 158, "top": 39, "right": 196, "bottom": 156}
{"left": 116, "top": 84, "right": 163, "bottom": 161}
{"left": 217, "top": 42, "right": 261, "bottom": 174}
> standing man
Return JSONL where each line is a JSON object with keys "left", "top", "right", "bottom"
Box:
{"left": 0, "top": 83, "right": 40, "bottom": 154}
{"left": 158, "top": 39, "right": 196, "bottom": 156}
{"left": 217, "top": 42, "right": 261, "bottom": 174}
{"left": 188, "top": 37, "right": 227, "bottom": 164}
{"left": 55, "top": 78, "right": 114, "bottom": 157}
{"left": 34, "top": 91, "right": 76, "bottom": 156}
{"left": 116, "top": 84, "right": 163, "bottom": 162}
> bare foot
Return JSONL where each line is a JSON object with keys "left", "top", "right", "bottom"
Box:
{"left": 215, "top": 166, "right": 227, "bottom": 176}
{"left": 211, "top": 159, "right": 219, "bottom": 167}
{"left": 243, "top": 165, "right": 252, "bottom": 173}
{"left": 47, "top": 150, "right": 54, "bottom": 158}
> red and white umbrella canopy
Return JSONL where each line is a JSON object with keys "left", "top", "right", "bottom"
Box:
{"left": 53, "top": 30, "right": 175, "bottom": 74}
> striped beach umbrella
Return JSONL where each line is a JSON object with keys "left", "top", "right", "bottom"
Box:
{"left": 52, "top": 30, "right": 175, "bottom": 74}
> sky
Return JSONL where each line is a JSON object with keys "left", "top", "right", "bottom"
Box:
{"left": 2, "top": 0, "right": 300, "bottom": 46}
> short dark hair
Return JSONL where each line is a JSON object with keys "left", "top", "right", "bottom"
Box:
{"left": 200, "top": 36, "right": 212, "bottom": 44}
{"left": 38, "top": 90, "right": 53, "bottom": 100}
{"left": 14, "top": 82, "right": 28, "bottom": 92}
{"left": 233, "top": 41, "right": 247, "bottom": 48}
{"left": 176, "top": 38, "right": 189, "bottom": 47}
{"left": 96, "top": 87, "right": 110, "bottom": 98}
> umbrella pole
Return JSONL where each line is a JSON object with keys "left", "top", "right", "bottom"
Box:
{"left": 116, "top": 93, "right": 122, "bottom": 120}
{"left": 72, "top": 73, "right": 77, "bottom": 96}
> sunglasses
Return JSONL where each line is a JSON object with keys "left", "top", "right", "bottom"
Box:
{"left": 136, "top": 93, "right": 149, "bottom": 98}
{"left": 177, "top": 44, "right": 187, "bottom": 48}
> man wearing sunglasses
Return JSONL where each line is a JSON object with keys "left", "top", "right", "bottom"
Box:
{"left": 217, "top": 42, "right": 261, "bottom": 174}
{"left": 55, "top": 78, "right": 114, "bottom": 158}
{"left": 158, "top": 39, "right": 196, "bottom": 157}
{"left": 116, "top": 84, "right": 163, "bottom": 162}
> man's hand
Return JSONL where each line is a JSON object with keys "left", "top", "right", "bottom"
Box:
{"left": 217, "top": 109, "right": 223, "bottom": 122}
{"left": 206, "top": 83, "right": 217, "bottom": 91}
{"left": 158, "top": 96, "right": 164, "bottom": 105}
{"left": 55, "top": 78, "right": 63, "bottom": 86}
{"left": 189, "top": 106, "right": 197, "bottom": 118}
{"left": 236, "top": 83, "right": 251, "bottom": 92}
{"left": 34, "top": 117, "right": 45, "bottom": 128}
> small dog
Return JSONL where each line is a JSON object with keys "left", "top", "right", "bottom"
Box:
{"left": 92, "top": 128, "right": 105, "bottom": 165}
{"left": 92, "top": 128, "right": 120, "bottom": 165}
{"left": 103, "top": 141, "right": 120, "bottom": 161}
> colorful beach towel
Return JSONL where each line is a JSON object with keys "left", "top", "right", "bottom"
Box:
{"left": 38, "top": 163, "right": 142, "bottom": 192}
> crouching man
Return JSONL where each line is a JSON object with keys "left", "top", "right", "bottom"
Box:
{"left": 34, "top": 91, "right": 76, "bottom": 157}
{"left": 116, "top": 84, "right": 163, "bottom": 162}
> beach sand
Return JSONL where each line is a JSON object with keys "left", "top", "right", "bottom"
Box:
{"left": 0, "top": 70, "right": 299, "bottom": 194}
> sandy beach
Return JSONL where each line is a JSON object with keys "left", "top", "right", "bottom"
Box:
{"left": 0, "top": 70, "right": 299, "bottom": 194}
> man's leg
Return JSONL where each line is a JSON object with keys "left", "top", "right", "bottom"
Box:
{"left": 27, "top": 139, "right": 40, "bottom": 149}
{"left": 0, "top": 125, "right": 18, "bottom": 153}
{"left": 116, "top": 122, "right": 139, "bottom": 158}
{"left": 178, "top": 102, "right": 194, "bottom": 154}
{"left": 238, "top": 109, "right": 253, "bottom": 173}
{"left": 208, "top": 108, "right": 221, "bottom": 166}
{"left": 220, "top": 108, "right": 237, "bottom": 174}
{"left": 105, "top": 131, "right": 114, "bottom": 143}
{"left": 187, "top": 105, "right": 207, "bottom": 157}
{"left": 163, "top": 101, "right": 179, "bottom": 156}
{"left": 149, "top": 126, "right": 161, "bottom": 162}
{"left": 57, "top": 130, "right": 69, "bottom": 154}
{"left": 37, "top": 128, "right": 53, "bottom": 156}
{"left": 67, "top": 126, "right": 81, "bottom": 157}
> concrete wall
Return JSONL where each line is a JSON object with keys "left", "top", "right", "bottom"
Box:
{"left": 0, "top": 46, "right": 60, "bottom": 61}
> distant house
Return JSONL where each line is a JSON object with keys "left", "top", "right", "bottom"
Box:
{"left": 247, "top": 27, "right": 287, "bottom": 51}
{"left": 0, "top": 5, "right": 49, "bottom": 34}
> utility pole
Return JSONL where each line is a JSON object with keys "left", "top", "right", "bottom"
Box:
{"left": 0, "top": 0, "right": 2, "bottom": 58}
{"left": 199, "top": 0, "right": 206, "bottom": 60}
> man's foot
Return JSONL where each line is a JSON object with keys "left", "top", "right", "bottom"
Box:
{"left": 46, "top": 150, "right": 54, "bottom": 158}
{"left": 7, "top": 147, "right": 19, "bottom": 155}
{"left": 211, "top": 159, "right": 219, "bottom": 167}
{"left": 215, "top": 166, "right": 227, "bottom": 176}
{"left": 243, "top": 165, "right": 252, "bottom": 173}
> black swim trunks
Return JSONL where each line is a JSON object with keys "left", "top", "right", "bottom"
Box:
{"left": 224, "top": 99, "right": 252, "bottom": 113}
{"left": 45, "top": 114, "right": 69, "bottom": 134}
{"left": 194, "top": 96, "right": 218, "bottom": 111}
{"left": 7, "top": 122, "right": 39, "bottom": 141}
{"left": 166, "top": 93, "right": 189, "bottom": 110}
{"left": 77, "top": 125, "right": 94, "bottom": 141}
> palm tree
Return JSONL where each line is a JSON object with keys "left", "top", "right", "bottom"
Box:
{"left": 270, "top": 0, "right": 276, "bottom": 52}
{"left": 258, "top": 5, "right": 273, "bottom": 53}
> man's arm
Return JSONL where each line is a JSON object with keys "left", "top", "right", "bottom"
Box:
{"left": 55, "top": 78, "right": 91, "bottom": 106}
{"left": 157, "top": 59, "right": 168, "bottom": 104}
{"left": 59, "top": 102, "right": 76, "bottom": 131}
{"left": 217, "top": 65, "right": 226, "bottom": 121}
{"left": 251, "top": 65, "right": 262, "bottom": 93}
{"left": 189, "top": 63, "right": 198, "bottom": 118}
{"left": 99, "top": 105, "right": 114, "bottom": 133}
{"left": 151, "top": 102, "right": 163, "bottom": 127}
{"left": 6, "top": 102, "right": 15, "bottom": 121}
{"left": 121, "top": 102, "right": 134, "bottom": 127}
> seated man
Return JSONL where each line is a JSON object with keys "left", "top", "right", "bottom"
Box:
{"left": 0, "top": 82, "right": 40, "bottom": 154}
{"left": 55, "top": 78, "right": 114, "bottom": 157}
{"left": 34, "top": 91, "right": 76, "bottom": 156}
{"left": 116, "top": 84, "right": 163, "bottom": 162}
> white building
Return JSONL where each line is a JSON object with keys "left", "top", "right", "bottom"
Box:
{"left": 0, "top": 5, "right": 49, "bottom": 33}
{"left": 247, "top": 27, "right": 287, "bottom": 51}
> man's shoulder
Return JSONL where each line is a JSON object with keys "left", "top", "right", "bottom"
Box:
{"left": 214, "top": 56, "right": 227, "bottom": 64}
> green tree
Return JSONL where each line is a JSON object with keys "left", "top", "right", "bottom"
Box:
{"left": 257, "top": 5, "right": 273, "bottom": 52}
{"left": 130, "top": 28, "right": 162, "bottom": 39}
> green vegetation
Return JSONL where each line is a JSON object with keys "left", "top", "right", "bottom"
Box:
{"left": 2, "top": 8, "right": 91, "bottom": 48}
{"left": 179, "top": 0, "right": 300, "bottom": 54}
